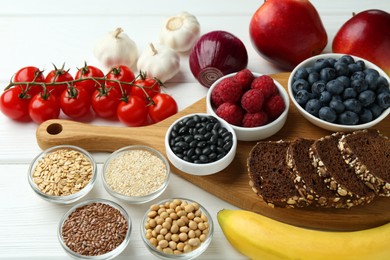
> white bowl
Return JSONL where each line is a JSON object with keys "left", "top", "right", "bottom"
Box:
{"left": 288, "top": 53, "right": 390, "bottom": 132}
{"left": 206, "top": 72, "right": 289, "bottom": 141}
{"left": 165, "top": 113, "right": 237, "bottom": 176}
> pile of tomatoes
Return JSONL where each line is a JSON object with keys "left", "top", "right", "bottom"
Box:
{"left": 0, "top": 64, "right": 178, "bottom": 126}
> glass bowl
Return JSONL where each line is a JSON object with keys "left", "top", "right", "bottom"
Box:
{"left": 102, "top": 145, "right": 170, "bottom": 204}
{"left": 27, "top": 145, "right": 97, "bottom": 204}
{"left": 58, "top": 198, "right": 132, "bottom": 260}
{"left": 141, "top": 198, "right": 214, "bottom": 260}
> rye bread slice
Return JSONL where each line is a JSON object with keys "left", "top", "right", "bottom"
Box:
{"left": 247, "top": 140, "right": 310, "bottom": 208}
{"left": 286, "top": 138, "right": 348, "bottom": 208}
{"left": 338, "top": 129, "right": 390, "bottom": 196}
{"left": 310, "top": 132, "right": 375, "bottom": 208}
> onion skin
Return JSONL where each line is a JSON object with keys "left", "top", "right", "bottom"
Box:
{"left": 189, "top": 30, "right": 248, "bottom": 87}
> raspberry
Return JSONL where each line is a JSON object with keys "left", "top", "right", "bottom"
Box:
{"left": 241, "top": 89, "right": 265, "bottom": 113}
{"left": 216, "top": 102, "right": 244, "bottom": 126}
{"left": 210, "top": 83, "right": 224, "bottom": 108}
{"left": 264, "top": 94, "right": 286, "bottom": 120}
{"left": 251, "top": 75, "right": 278, "bottom": 98}
{"left": 242, "top": 112, "right": 268, "bottom": 127}
{"left": 233, "top": 69, "right": 255, "bottom": 91}
{"left": 217, "top": 77, "right": 243, "bottom": 103}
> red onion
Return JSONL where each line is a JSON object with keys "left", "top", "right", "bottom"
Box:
{"left": 189, "top": 30, "right": 248, "bottom": 87}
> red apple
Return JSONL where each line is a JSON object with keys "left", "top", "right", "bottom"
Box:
{"left": 332, "top": 9, "right": 390, "bottom": 76}
{"left": 249, "top": 0, "right": 327, "bottom": 70}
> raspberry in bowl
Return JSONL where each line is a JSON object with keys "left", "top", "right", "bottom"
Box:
{"left": 206, "top": 69, "right": 289, "bottom": 141}
{"left": 288, "top": 53, "right": 390, "bottom": 132}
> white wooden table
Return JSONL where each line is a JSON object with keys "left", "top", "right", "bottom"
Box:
{"left": 1, "top": 1, "right": 389, "bottom": 259}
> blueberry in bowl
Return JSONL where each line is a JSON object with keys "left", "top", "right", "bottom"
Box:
{"left": 288, "top": 53, "right": 390, "bottom": 132}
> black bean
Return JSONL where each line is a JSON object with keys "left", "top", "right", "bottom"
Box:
{"left": 169, "top": 114, "right": 234, "bottom": 164}
{"left": 202, "top": 147, "right": 211, "bottom": 156}
{"left": 189, "top": 140, "right": 198, "bottom": 148}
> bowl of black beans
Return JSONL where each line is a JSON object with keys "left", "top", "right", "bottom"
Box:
{"left": 288, "top": 53, "right": 390, "bottom": 132}
{"left": 165, "top": 113, "right": 237, "bottom": 175}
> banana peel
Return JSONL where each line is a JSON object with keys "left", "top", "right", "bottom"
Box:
{"left": 217, "top": 209, "right": 390, "bottom": 260}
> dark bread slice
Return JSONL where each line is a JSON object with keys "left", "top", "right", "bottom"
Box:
{"left": 338, "top": 129, "right": 390, "bottom": 196}
{"left": 286, "top": 138, "right": 348, "bottom": 208}
{"left": 247, "top": 140, "right": 310, "bottom": 208}
{"left": 310, "top": 132, "right": 375, "bottom": 208}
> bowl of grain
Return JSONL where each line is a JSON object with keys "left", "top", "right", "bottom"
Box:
{"left": 58, "top": 198, "right": 131, "bottom": 259}
{"left": 102, "top": 145, "right": 170, "bottom": 204}
{"left": 27, "top": 145, "right": 97, "bottom": 204}
{"left": 141, "top": 198, "right": 214, "bottom": 260}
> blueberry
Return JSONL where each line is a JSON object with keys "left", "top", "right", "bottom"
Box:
{"left": 311, "top": 80, "right": 326, "bottom": 96}
{"left": 337, "top": 75, "right": 350, "bottom": 88}
{"left": 344, "top": 98, "right": 362, "bottom": 114}
{"left": 342, "top": 88, "right": 357, "bottom": 100}
{"left": 339, "top": 55, "right": 355, "bottom": 64}
{"left": 308, "top": 72, "right": 320, "bottom": 86}
{"left": 305, "top": 99, "right": 322, "bottom": 116}
{"left": 376, "top": 92, "right": 390, "bottom": 109}
{"left": 351, "top": 71, "right": 366, "bottom": 81}
{"left": 355, "top": 60, "right": 366, "bottom": 71}
{"left": 326, "top": 58, "right": 337, "bottom": 67}
{"left": 348, "top": 63, "right": 362, "bottom": 75}
{"left": 376, "top": 76, "right": 390, "bottom": 94}
{"left": 313, "top": 58, "right": 330, "bottom": 72}
{"left": 319, "top": 106, "right": 337, "bottom": 123}
{"left": 292, "top": 79, "right": 309, "bottom": 93}
{"left": 368, "top": 103, "right": 383, "bottom": 118}
{"left": 331, "top": 95, "right": 343, "bottom": 102}
{"left": 319, "top": 91, "right": 332, "bottom": 104}
{"left": 365, "top": 69, "right": 380, "bottom": 91}
{"left": 338, "top": 111, "right": 359, "bottom": 125}
{"left": 295, "top": 89, "right": 312, "bottom": 106}
{"left": 351, "top": 79, "right": 368, "bottom": 93}
{"left": 358, "top": 90, "right": 376, "bottom": 107}
{"left": 334, "top": 62, "right": 349, "bottom": 76}
{"left": 320, "top": 67, "right": 336, "bottom": 82}
{"left": 329, "top": 98, "right": 345, "bottom": 114}
{"left": 326, "top": 79, "right": 344, "bottom": 95}
{"left": 293, "top": 68, "right": 309, "bottom": 81}
{"left": 359, "top": 108, "right": 373, "bottom": 124}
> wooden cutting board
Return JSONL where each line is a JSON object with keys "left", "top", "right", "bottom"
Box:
{"left": 36, "top": 72, "right": 390, "bottom": 231}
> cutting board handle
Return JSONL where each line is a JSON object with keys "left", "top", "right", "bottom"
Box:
{"left": 35, "top": 119, "right": 164, "bottom": 152}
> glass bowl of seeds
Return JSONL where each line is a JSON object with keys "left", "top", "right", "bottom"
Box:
{"left": 165, "top": 113, "right": 237, "bottom": 176}
{"left": 102, "top": 145, "right": 170, "bottom": 204}
{"left": 58, "top": 198, "right": 131, "bottom": 259}
{"left": 141, "top": 198, "right": 214, "bottom": 260}
{"left": 28, "top": 145, "right": 97, "bottom": 204}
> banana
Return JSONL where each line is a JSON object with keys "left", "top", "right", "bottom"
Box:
{"left": 217, "top": 209, "right": 390, "bottom": 260}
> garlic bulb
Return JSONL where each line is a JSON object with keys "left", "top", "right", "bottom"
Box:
{"left": 94, "top": 27, "right": 138, "bottom": 70}
{"left": 137, "top": 43, "right": 180, "bottom": 83}
{"left": 159, "top": 12, "right": 201, "bottom": 53}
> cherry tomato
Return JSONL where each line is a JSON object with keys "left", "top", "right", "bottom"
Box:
{"left": 106, "top": 65, "right": 135, "bottom": 95}
{"left": 28, "top": 93, "right": 60, "bottom": 124}
{"left": 14, "top": 66, "right": 45, "bottom": 97}
{"left": 148, "top": 93, "right": 178, "bottom": 123}
{"left": 131, "top": 77, "right": 161, "bottom": 103}
{"left": 117, "top": 95, "right": 148, "bottom": 126}
{"left": 60, "top": 87, "right": 91, "bottom": 119}
{"left": 45, "top": 64, "right": 74, "bottom": 97}
{"left": 91, "top": 86, "right": 121, "bottom": 119}
{"left": 74, "top": 63, "right": 104, "bottom": 96}
{"left": 0, "top": 87, "right": 31, "bottom": 121}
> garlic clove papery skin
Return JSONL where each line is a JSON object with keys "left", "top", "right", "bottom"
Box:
{"left": 136, "top": 43, "right": 180, "bottom": 83}
{"left": 94, "top": 27, "right": 139, "bottom": 71}
{"left": 159, "top": 12, "right": 201, "bottom": 53}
